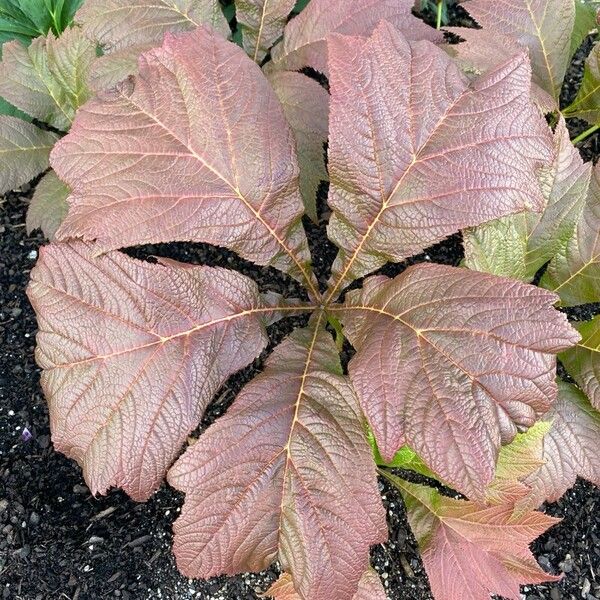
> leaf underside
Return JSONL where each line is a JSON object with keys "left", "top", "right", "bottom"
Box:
{"left": 325, "top": 21, "right": 553, "bottom": 296}
{"left": 167, "top": 319, "right": 387, "bottom": 600}
{"left": 27, "top": 241, "right": 278, "bottom": 501}
{"left": 338, "top": 263, "right": 579, "bottom": 499}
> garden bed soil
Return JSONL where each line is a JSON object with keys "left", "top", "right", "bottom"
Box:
{"left": 2, "top": 6, "right": 600, "bottom": 600}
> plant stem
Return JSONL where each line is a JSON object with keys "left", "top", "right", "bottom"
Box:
{"left": 436, "top": 0, "right": 444, "bottom": 30}
{"left": 572, "top": 124, "right": 600, "bottom": 144}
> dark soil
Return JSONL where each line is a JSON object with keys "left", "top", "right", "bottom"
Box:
{"left": 2, "top": 8, "right": 600, "bottom": 600}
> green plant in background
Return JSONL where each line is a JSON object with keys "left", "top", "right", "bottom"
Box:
{"left": 417, "top": 0, "right": 456, "bottom": 29}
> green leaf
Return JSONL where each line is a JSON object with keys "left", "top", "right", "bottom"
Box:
{"left": 564, "top": 40, "right": 600, "bottom": 125}
{"left": 0, "top": 27, "right": 95, "bottom": 130}
{"left": 0, "top": 95, "right": 32, "bottom": 120}
{"left": 560, "top": 315, "right": 600, "bottom": 410}
{"left": 25, "top": 169, "right": 69, "bottom": 238}
{"left": 293, "top": 0, "right": 310, "bottom": 13}
{"left": 541, "top": 162, "right": 600, "bottom": 305}
{"left": 570, "top": 1, "right": 598, "bottom": 60}
{"left": 464, "top": 118, "right": 590, "bottom": 281}
{"left": 369, "top": 430, "right": 436, "bottom": 479}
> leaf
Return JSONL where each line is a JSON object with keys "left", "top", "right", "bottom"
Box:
{"left": 268, "top": 70, "right": 328, "bottom": 222}
{"left": 236, "top": 0, "right": 295, "bottom": 63}
{"left": 75, "top": 0, "right": 230, "bottom": 52}
{"left": 0, "top": 95, "right": 32, "bottom": 121}
{"left": 87, "top": 43, "right": 155, "bottom": 92}
{"left": 463, "top": 118, "right": 591, "bottom": 281}
{"left": 335, "top": 263, "right": 580, "bottom": 499}
{"left": 269, "top": 0, "right": 442, "bottom": 75}
{"left": 461, "top": 0, "right": 576, "bottom": 99}
{"left": 518, "top": 381, "right": 600, "bottom": 511}
{"left": 325, "top": 22, "right": 553, "bottom": 297}
{"left": 570, "top": 0, "right": 598, "bottom": 59}
{"left": 486, "top": 421, "right": 550, "bottom": 506}
{"left": 0, "top": 27, "right": 95, "bottom": 130}
{"left": 560, "top": 316, "right": 600, "bottom": 410}
{"left": 541, "top": 162, "right": 600, "bottom": 305}
{"left": 50, "top": 28, "right": 316, "bottom": 294}
{"left": 26, "top": 241, "right": 290, "bottom": 501}
{"left": 264, "top": 568, "right": 386, "bottom": 600}
{"left": 167, "top": 318, "right": 387, "bottom": 600}
{"left": 445, "top": 27, "right": 558, "bottom": 113}
{"left": 385, "top": 472, "right": 561, "bottom": 600}
{"left": 26, "top": 169, "right": 69, "bottom": 239}
{"left": 564, "top": 40, "right": 600, "bottom": 125}
{"left": 0, "top": 115, "right": 58, "bottom": 193}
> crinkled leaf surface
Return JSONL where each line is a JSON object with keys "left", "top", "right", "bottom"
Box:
{"left": 87, "top": 44, "right": 155, "bottom": 92}
{"left": 0, "top": 115, "right": 58, "bottom": 193}
{"left": 167, "top": 318, "right": 386, "bottom": 600}
{"left": 236, "top": 0, "right": 295, "bottom": 62}
{"left": 560, "top": 316, "right": 600, "bottom": 410}
{"left": 463, "top": 118, "right": 591, "bottom": 280}
{"left": 26, "top": 169, "right": 70, "bottom": 239}
{"left": 268, "top": 71, "right": 328, "bottom": 222}
{"left": 51, "top": 28, "right": 315, "bottom": 292}
{"left": 541, "top": 162, "right": 600, "bottom": 305}
{"left": 385, "top": 472, "right": 560, "bottom": 600}
{"left": 336, "top": 263, "right": 579, "bottom": 499}
{"left": 518, "top": 382, "right": 600, "bottom": 511}
{"left": 445, "top": 28, "right": 557, "bottom": 113}
{"left": 265, "top": 568, "right": 386, "bottom": 600}
{"left": 75, "top": 0, "right": 229, "bottom": 51}
{"left": 269, "top": 0, "right": 441, "bottom": 75}
{"left": 26, "top": 241, "right": 285, "bottom": 501}
{"left": 0, "top": 27, "right": 95, "bottom": 130}
{"left": 462, "top": 0, "right": 575, "bottom": 99}
{"left": 325, "top": 22, "right": 553, "bottom": 297}
{"left": 564, "top": 40, "right": 600, "bottom": 125}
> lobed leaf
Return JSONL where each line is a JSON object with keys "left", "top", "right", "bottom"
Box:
{"left": 26, "top": 241, "right": 286, "bottom": 501}
{"left": 0, "top": 27, "right": 95, "bottom": 130}
{"left": 386, "top": 472, "right": 561, "bottom": 600}
{"left": 325, "top": 22, "right": 553, "bottom": 297}
{"left": 461, "top": 0, "right": 576, "bottom": 99}
{"left": 463, "top": 118, "right": 591, "bottom": 281}
{"left": 541, "top": 162, "right": 600, "bottom": 305}
{"left": 517, "top": 381, "right": 600, "bottom": 510}
{"left": 50, "top": 27, "right": 316, "bottom": 293}
{"left": 75, "top": 0, "right": 229, "bottom": 52}
{"left": 167, "top": 318, "right": 387, "bottom": 600}
{"left": 564, "top": 40, "right": 600, "bottom": 126}
{"left": 269, "top": 0, "right": 441, "bottom": 75}
{"left": 445, "top": 27, "right": 557, "bottom": 113}
{"left": 265, "top": 568, "right": 386, "bottom": 600}
{"left": 560, "top": 316, "right": 600, "bottom": 410}
{"left": 26, "top": 169, "right": 69, "bottom": 239}
{"left": 336, "top": 263, "right": 579, "bottom": 499}
{"left": 0, "top": 115, "right": 58, "bottom": 194}
{"left": 268, "top": 70, "right": 328, "bottom": 222}
{"left": 236, "top": 0, "right": 295, "bottom": 63}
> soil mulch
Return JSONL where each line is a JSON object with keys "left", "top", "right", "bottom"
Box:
{"left": 2, "top": 6, "right": 600, "bottom": 600}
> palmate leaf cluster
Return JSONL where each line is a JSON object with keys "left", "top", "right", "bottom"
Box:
{"left": 0, "top": 1, "right": 599, "bottom": 599}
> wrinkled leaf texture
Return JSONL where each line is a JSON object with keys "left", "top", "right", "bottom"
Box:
{"left": 387, "top": 472, "right": 561, "bottom": 600}
{"left": 26, "top": 169, "right": 70, "bottom": 239}
{"left": 325, "top": 21, "right": 553, "bottom": 297}
{"left": 27, "top": 241, "right": 293, "bottom": 501}
{"left": 336, "top": 264, "right": 579, "bottom": 499}
{"left": 168, "top": 319, "right": 386, "bottom": 600}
